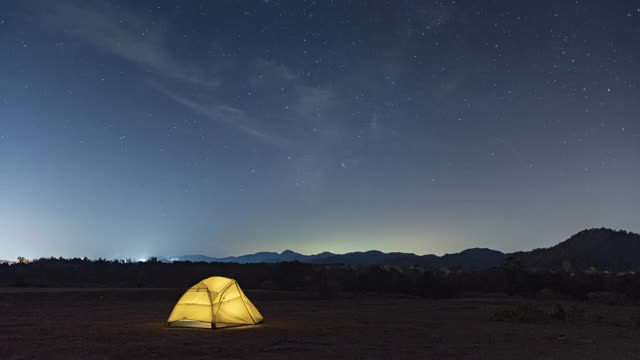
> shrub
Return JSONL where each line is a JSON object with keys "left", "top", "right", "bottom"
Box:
{"left": 550, "top": 304, "right": 566, "bottom": 321}
{"left": 586, "top": 291, "right": 628, "bottom": 305}
{"left": 566, "top": 304, "right": 585, "bottom": 321}
{"left": 591, "top": 313, "right": 604, "bottom": 324}
{"left": 493, "top": 304, "right": 547, "bottom": 323}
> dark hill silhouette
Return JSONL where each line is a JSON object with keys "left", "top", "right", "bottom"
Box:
{"left": 308, "top": 248, "right": 505, "bottom": 269}
{"left": 160, "top": 248, "right": 506, "bottom": 270}
{"left": 440, "top": 248, "right": 507, "bottom": 269}
{"left": 174, "top": 250, "right": 336, "bottom": 264}
{"left": 153, "top": 228, "right": 640, "bottom": 271}
{"left": 512, "top": 228, "right": 640, "bottom": 272}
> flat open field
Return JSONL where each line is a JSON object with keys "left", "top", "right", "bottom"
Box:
{"left": 2, "top": 288, "right": 640, "bottom": 359}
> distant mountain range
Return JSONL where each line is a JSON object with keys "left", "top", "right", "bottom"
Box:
{"left": 155, "top": 247, "right": 505, "bottom": 270}
{"left": 150, "top": 228, "right": 640, "bottom": 271}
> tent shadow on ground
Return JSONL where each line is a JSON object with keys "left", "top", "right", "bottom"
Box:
{"left": 164, "top": 323, "right": 265, "bottom": 331}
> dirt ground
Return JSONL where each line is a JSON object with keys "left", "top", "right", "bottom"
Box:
{"left": 1, "top": 288, "right": 640, "bottom": 359}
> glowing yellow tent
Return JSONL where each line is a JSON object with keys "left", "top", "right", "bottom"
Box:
{"left": 167, "top": 276, "right": 263, "bottom": 328}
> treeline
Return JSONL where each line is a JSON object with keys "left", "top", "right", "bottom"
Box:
{"left": 3, "top": 257, "right": 640, "bottom": 302}
{"left": 0, "top": 257, "right": 312, "bottom": 290}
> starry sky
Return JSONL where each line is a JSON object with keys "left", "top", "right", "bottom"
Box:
{"left": 1, "top": 0, "right": 639, "bottom": 260}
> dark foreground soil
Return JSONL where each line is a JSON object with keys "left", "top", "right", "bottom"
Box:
{"left": 1, "top": 288, "right": 640, "bottom": 359}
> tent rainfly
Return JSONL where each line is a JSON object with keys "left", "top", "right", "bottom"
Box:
{"left": 167, "top": 276, "right": 263, "bottom": 328}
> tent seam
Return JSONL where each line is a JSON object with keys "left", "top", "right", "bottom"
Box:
{"left": 212, "top": 281, "right": 235, "bottom": 324}
{"left": 237, "top": 283, "right": 257, "bottom": 324}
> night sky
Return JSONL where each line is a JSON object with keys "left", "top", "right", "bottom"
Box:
{"left": 1, "top": 1, "right": 639, "bottom": 260}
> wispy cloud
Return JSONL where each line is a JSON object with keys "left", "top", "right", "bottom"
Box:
{"left": 149, "top": 80, "right": 296, "bottom": 148}
{"left": 25, "top": 0, "right": 218, "bottom": 87}
{"left": 293, "top": 85, "right": 335, "bottom": 117}
{"left": 23, "top": 0, "right": 350, "bottom": 160}
{"left": 22, "top": 0, "right": 302, "bottom": 147}
{"left": 253, "top": 58, "right": 298, "bottom": 83}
